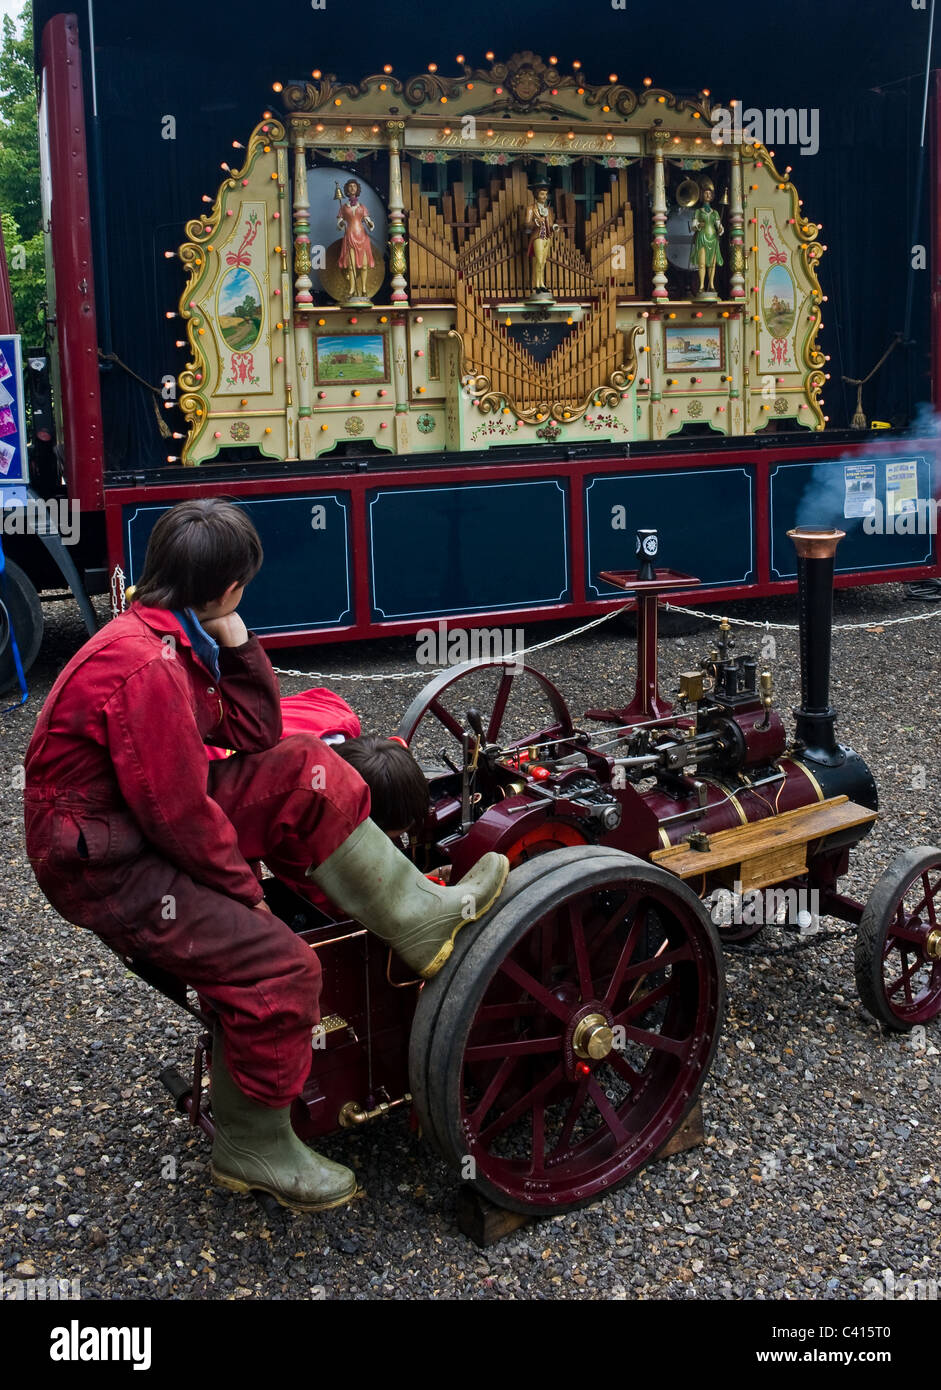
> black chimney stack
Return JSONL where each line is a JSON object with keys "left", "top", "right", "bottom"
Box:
{"left": 787, "top": 527, "right": 844, "bottom": 767}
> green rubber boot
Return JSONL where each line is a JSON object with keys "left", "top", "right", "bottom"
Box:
{"left": 210, "top": 1028, "right": 358, "bottom": 1213}
{"left": 307, "top": 818, "right": 509, "bottom": 978}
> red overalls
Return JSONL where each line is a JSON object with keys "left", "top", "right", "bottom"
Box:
{"left": 23, "top": 604, "right": 370, "bottom": 1107}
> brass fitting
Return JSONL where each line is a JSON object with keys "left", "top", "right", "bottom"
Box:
{"left": 498, "top": 778, "right": 526, "bottom": 797}
{"left": 572, "top": 1013, "right": 615, "bottom": 1060}
{"left": 787, "top": 527, "right": 846, "bottom": 559}
{"left": 338, "top": 1093, "right": 412, "bottom": 1128}
{"left": 757, "top": 670, "right": 774, "bottom": 728}
{"left": 679, "top": 671, "right": 705, "bottom": 703}
{"left": 926, "top": 929, "right": 941, "bottom": 961}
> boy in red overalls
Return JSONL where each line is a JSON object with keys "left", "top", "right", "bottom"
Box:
{"left": 23, "top": 499, "right": 507, "bottom": 1213}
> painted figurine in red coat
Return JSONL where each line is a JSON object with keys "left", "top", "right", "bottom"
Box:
{"left": 335, "top": 178, "right": 376, "bottom": 304}
{"left": 23, "top": 499, "right": 507, "bottom": 1213}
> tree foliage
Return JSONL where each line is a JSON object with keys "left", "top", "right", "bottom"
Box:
{"left": 0, "top": 3, "right": 45, "bottom": 338}
{"left": 2, "top": 211, "right": 44, "bottom": 337}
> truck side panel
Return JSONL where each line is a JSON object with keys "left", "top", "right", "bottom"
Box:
{"left": 39, "top": 12, "right": 104, "bottom": 511}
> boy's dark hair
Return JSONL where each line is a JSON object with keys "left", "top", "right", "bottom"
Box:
{"left": 335, "top": 735, "right": 429, "bottom": 835}
{"left": 133, "top": 499, "right": 263, "bottom": 609}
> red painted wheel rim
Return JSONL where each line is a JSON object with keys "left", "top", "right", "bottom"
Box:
{"left": 457, "top": 878, "right": 722, "bottom": 1208}
{"left": 506, "top": 824, "right": 588, "bottom": 865}
{"left": 880, "top": 867, "right": 941, "bottom": 1025}
{"left": 396, "top": 658, "right": 574, "bottom": 755}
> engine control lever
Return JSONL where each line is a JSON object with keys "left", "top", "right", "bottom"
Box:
{"left": 757, "top": 671, "right": 774, "bottom": 729}
{"left": 467, "top": 707, "right": 485, "bottom": 739}
{"left": 460, "top": 732, "right": 476, "bottom": 832}
{"left": 439, "top": 747, "right": 461, "bottom": 774}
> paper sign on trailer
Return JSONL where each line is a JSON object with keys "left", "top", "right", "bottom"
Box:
{"left": 0, "top": 336, "right": 29, "bottom": 486}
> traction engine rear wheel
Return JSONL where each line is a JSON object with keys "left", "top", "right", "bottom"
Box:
{"left": 395, "top": 657, "right": 575, "bottom": 759}
{"left": 410, "top": 851, "right": 725, "bottom": 1215}
{"left": 855, "top": 846, "right": 941, "bottom": 1031}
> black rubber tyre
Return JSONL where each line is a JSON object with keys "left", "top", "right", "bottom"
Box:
{"left": 409, "top": 845, "right": 627, "bottom": 1158}
{"left": 0, "top": 558, "right": 43, "bottom": 694}
{"left": 413, "top": 851, "right": 725, "bottom": 1216}
{"left": 855, "top": 846, "right": 941, "bottom": 1031}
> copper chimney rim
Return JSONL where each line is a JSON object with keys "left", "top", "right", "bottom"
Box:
{"left": 787, "top": 527, "right": 846, "bottom": 560}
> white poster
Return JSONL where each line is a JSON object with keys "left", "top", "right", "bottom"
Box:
{"left": 843, "top": 462, "right": 876, "bottom": 519}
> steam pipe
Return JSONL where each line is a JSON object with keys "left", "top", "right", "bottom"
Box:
{"left": 787, "top": 527, "right": 844, "bottom": 766}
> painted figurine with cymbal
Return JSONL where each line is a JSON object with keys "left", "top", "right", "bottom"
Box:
{"left": 524, "top": 182, "right": 558, "bottom": 302}
{"left": 335, "top": 178, "right": 377, "bottom": 305}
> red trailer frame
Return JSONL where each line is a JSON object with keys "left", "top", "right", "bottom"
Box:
{"left": 39, "top": 13, "right": 104, "bottom": 513}
{"left": 36, "top": 14, "right": 941, "bottom": 648}
{"left": 103, "top": 435, "right": 941, "bottom": 649}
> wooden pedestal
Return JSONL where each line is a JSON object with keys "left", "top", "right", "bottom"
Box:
{"left": 455, "top": 1097, "right": 705, "bottom": 1247}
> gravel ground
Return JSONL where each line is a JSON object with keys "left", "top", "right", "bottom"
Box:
{"left": 1, "top": 583, "right": 940, "bottom": 1303}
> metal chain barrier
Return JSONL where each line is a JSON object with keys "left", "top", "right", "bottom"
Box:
{"left": 271, "top": 596, "right": 941, "bottom": 684}
{"left": 110, "top": 565, "right": 127, "bottom": 621}
{"left": 271, "top": 602, "right": 636, "bottom": 682}
{"left": 662, "top": 601, "right": 941, "bottom": 633}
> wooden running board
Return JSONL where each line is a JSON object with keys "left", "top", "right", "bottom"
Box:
{"left": 650, "top": 795, "right": 878, "bottom": 892}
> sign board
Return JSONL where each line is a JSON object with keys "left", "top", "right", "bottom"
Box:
{"left": 0, "top": 335, "right": 28, "bottom": 487}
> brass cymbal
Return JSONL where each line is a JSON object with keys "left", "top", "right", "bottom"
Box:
{"left": 319, "top": 237, "right": 385, "bottom": 305}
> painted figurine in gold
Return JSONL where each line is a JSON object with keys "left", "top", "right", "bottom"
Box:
{"left": 335, "top": 179, "right": 376, "bottom": 305}
{"left": 689, "top": 185, "right": 724, "bottom": 298}
{"left": 524, "top": 183, "right": 558, "bottom": 300}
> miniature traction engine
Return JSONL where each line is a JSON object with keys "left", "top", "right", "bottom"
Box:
{"left": 153, "top": 526, "right": 941, "bottom": 1222}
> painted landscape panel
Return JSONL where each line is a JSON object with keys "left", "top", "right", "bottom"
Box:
{"left": 315, "top": 334, "right": 387, "bottom": 383}
{"left": 218, "top": 267, "right": 263, "bottom": 351}
{"left": 665, "top": 325, "right": 722, "bottom": 370}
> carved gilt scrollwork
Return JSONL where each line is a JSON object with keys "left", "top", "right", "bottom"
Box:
{"left": 176, "top": 118, "right": 286, "bottom": 460}
{"left": 451, "top": 327, "right": 639, "bottom": 425}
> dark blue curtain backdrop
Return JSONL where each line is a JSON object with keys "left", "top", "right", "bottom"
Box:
{"left": 34, "top": 0, "right": 940, "bottom": 472}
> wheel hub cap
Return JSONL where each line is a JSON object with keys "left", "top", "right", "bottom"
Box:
{"left": 926, "top": 929, "right": 941, "bottom": 962}
{"left": 572, "top": 1012, "right": 614, "bottom": 1061}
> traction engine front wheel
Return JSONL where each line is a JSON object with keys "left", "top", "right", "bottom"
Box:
{"left": 855, "top": 846, "right": 941, "bottom": 1031}
{"left": 410, "top": 849, "right": 725, "bottom": 1216}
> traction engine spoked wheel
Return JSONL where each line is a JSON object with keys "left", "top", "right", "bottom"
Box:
{"left": 411, "top": 851, "right": 725, "bottom": 1215}
{"left": 409, "top": 847, "right": 629, "bottom": 1160}
{"left": 395, "top": 658, "right": 575, "bottom": 759}
{"left": 855, "top": 846, "right": 941, "bottom": 1031}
